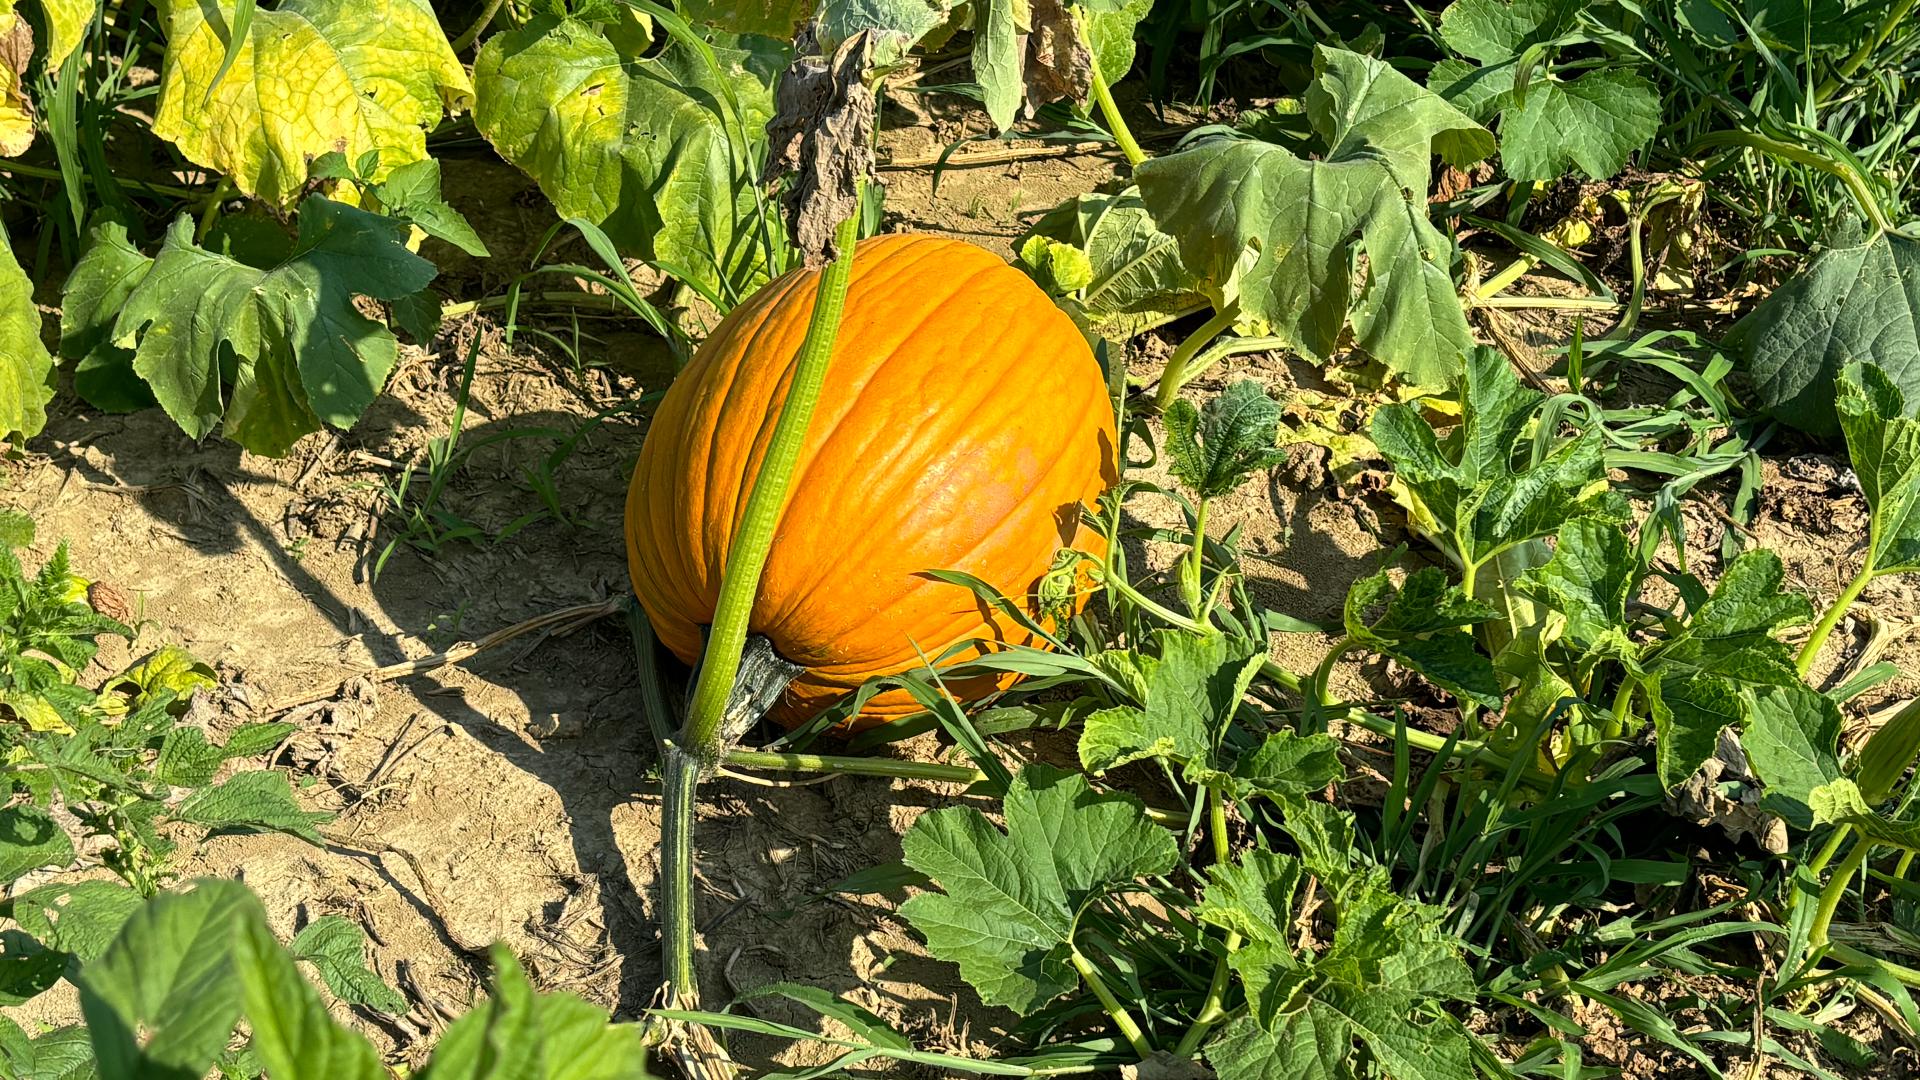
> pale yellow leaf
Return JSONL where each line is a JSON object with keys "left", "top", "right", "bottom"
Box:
{"left": 152, "top": 0, "right": 472, "bottom": 205}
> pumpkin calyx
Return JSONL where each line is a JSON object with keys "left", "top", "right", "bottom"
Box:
{"left": 703, "top": 633, "right": 805, "bottom": 751}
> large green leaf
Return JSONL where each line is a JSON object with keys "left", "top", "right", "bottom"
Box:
{"left": 1136, "top": 47, "right": 1492, "bottom": 386}
{"left": 1836, "top": 363, "right": 1920, "bottom": 575}
{"left": 419, "top": 946, "right": 651, "bottom": 1079}
{"left": 816, "top": 0, "right": 957, "bottom": 66}
{"left": 77, "top": 880, "right": 254, "bottom": 1080}
{"left": 1020, "top": 186, "right": 1207, "bottom": 340}
{"left": 152, "top": 0, "right": 472, "bottom": 206}
{"left": 1428, "top": 0, "right": 1657, "bottom": 181}
{"left": 472, "top": 16, "right": 779, "bottom": 300}
{"left": 60, "top": 218, "right": 158, "bottom": 413}
{"left": 0, "top": 221, "right": 55, "bottom": 442}
{"left": 899, "top": 764, "right": 1178, "bottom": 1013}
{"left": 1343, "top": 565, "right": 1503, "bottom": 709}
{"left": 110, "top": 199, "right": 436, "bottom": 457}
{"left": 1728, "top": 223, "right": 1920, "bottom": 436}
{"left": 1642, "top": 550, "right": 1814, "bottom": 789}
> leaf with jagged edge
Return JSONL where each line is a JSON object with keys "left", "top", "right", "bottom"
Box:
{"left": 151, "top": 0, "right": 471, "bottom": 206}
{"left": 0, "top": 220, "right": 53, "bottom": 442}
{"left": 1836, "top": 363, "right": 1920, "bottom": 575}
{"left": 472, "top": 15, "right": 781, "bottom": 299}
{"left": 110, "top": 199, "right": 436, "bottom": 456}
{"left": 61, "top": 218, "right": 157, "bottom": 413}
{"left": 899, "top": 764, "right": 1177, "bottom": 1013}
{"left": 1137, "top": 48, "right": 1492, "bottom": 386}
{"left": 1021, "top": 186, "right": 1208, "bottom": 340}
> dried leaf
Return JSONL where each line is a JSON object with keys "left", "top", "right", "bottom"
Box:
{"left": 0, "top": 15, "right": 34, "bottom": 157}
{"left": 1021, "top": 0, "right": 1090, "bottom": 115}
{"left": 767, "top": 30, "right": 877, "bottom": 267}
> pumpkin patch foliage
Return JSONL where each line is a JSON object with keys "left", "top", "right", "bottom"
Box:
{"left": 3, "top": 0, "right": 1920, "bottom": 1076}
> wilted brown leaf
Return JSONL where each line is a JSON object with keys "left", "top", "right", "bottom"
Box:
{"left": 767, "top": 30, "right": 877, "bottom": 268}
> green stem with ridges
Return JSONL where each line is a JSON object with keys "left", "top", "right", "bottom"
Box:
{"left": 1810, "top": 835, "right": 1871, "bottom": 947}
{"left": 1084, "top": 38, "right": 1145, "bottom": 168}
{"left": 1172, "top": 786, "right": 1241, "bottom": 1059}
{"left": 1071, "top": 947, "right": 1154, "bottom": 1059}
{"left": 721, "top": 749, "right": 984, "bottom": 785}
{"left": 661, "top": 201, "right": 863, "bottom": 1009}
{"left": 1152, "top": 305, "right": 1240, "bottom": 413}
{"left": 1800, "top": 559, "right": 1875, "bottom": 678}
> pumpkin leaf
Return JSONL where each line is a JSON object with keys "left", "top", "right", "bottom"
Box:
{"left": 110, "top": 198, "right": 437, "bottom": 457}
{"left": 1727, "top": 222, "right": 1920, "bottom": 436}
{"left": 370, "top": 158, "right": 490, "bottom": 258}
{"left": 1835, "top": 363, "right": 1920, "bottom": 576}
{"left": 1343, "top": 565, "right": 1503, "bottom": 710}
{"left": 0, "top": 10, "right": 35, "bottom": 157}
{"left": 1640, "top": 550, "right": 1815, "bottom": 789}
{"left": 1811, "top": 778, "right": 1920, "bottom": 852}
{"left": 1428, "top": 0, "right": 1658, "bottom": 181}
{"left": 151, "top": 0, "right": 472, "bottom": 206}
{"left": 0, "top": 220, "right": 54, "bottom": 442}
{"left": 1371, "top": 347, "right": 1629, "bottom": 577}
{"left": 1020, "top": 186, "right": 1208, "bottom": 340}
{"left": 1085, "top": 0, "right": 1153, "bottom": 84}
{"left": 472, "top": 15, "right": 780, "bottom": 300}
{"left": 816, "top": 0, "right": 957, "bottom": 67}
{"left": 899, "top": 764, "right": 1178, "bottom": 1013}
{"left": 1077, "top": 629, "right": 1269, "bottom": 786}
{"left": 1135, "top": 47, "right": 1493, "bottom": 386}
{"left": 60, "top": 218, "right": 158, "bottom": 413}
{"left": 1164, "top": 380, "right": 1290, "bottom": 500}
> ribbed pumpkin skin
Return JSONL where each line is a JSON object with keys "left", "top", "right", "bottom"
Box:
{"left": 625, "top": 234, "right": 1117, "bottom": 729}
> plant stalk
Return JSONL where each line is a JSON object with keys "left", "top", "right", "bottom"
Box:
{"left": 1810, "top": 835, "right": 1872, "bottom": 947}
{"left": 1084, "top": 43, "right": 1145, "bottom": 167}
{"left": 1800, "top": 559, "right": 1875, "bottom": 677}
{"left": 1152, "top": 304, "right": 1241, "bottom": 412}
{"left": 1172, "top": 785, "right": 1242, "bottom": 1059}
{"left": 1070, "top": 947, "right": 1154, "bottom": 1059}
{"left": 721, "top": 749, "right": 985, "bottom": 785}
{"left": 1818, "top": 0, "right": 1919, "bottom": 99}
{"left": 1692, "top": 130, "right": 1893, "bottom": 234}
{"left": 659, "top": 200, "right": 863, "bottom": 1013}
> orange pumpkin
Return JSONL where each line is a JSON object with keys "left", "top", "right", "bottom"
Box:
{"left": 625, "top": 234, "right": 1118, "bottom": 730}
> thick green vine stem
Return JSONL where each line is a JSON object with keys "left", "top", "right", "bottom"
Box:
{"left": 1152, "top": 304, "right": 1240, "bottom": 413}
{"left": 1800, "top": 560, "right": 1875, "bottom": 677}
{"left": 660, "top": 202, "right": 864, "bottom": 1013}
{"left": 1810, "top": 835, "right": 1871, "bottom": 947}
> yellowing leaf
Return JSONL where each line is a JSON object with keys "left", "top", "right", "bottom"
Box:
{"left": 152, "top": 0, "right": 472, "bottom": 206}
{"left": 0, "top": 220, "right": 55, "bottom": 441}
{"left": 5, "top": 691, "right": 71, "bottom": 734}
{"left": 39, "top": 0, "right": 91, "bottom": 69}
{"left": 0, "top": 10, "right": 35, "bottom": 157}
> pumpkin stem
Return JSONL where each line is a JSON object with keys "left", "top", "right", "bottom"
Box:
{"left": 710, "top": 633, "right": 805, "bottom": 752}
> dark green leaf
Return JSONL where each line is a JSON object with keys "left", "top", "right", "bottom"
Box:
{"left": 59, "top": 219, "right": 158, "bottom": 413}
{"left": 373, "top": 159, "right": 490, "bottom": 258}
{"left": 1164, "top": 381, "right": 1290, "bottom": 499}
{"left": 78, "top": 880, "right": 253, "bottom": 1080}
{"left": 0, "top": 930, "right": 65, "bottom": 1008}
{"left": 1344, "top": 566, "right": 1502, "bottom": 709}
{"left": 1730, "top": 224, "right": 1920, "bottom": 436}
{"left": 899, "top": 764, "right": 1178, "bottom": 1013}
{"left": 112, "top": 201, "right": 437, "bottom": 456}
{"left": 1744, "top": 682, "right": 1842, "bottom": 829}
{"left": 1077, "top": 630, "right": 1265, "bottom": 783}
